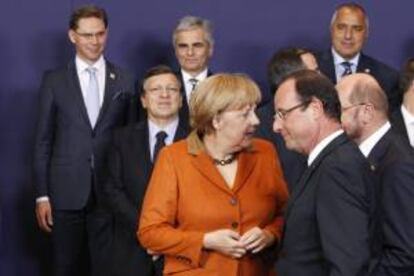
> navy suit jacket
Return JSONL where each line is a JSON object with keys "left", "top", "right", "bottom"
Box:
{"left": 255, "top": 102, "right": 307, "bottom": 191}
{"left": 316, "top": 50, "right": 401, "bottom": 112}
{"left": 368, "top": 129, "right": 414, "bottom": 276}
{"left": 33, "top": 60, "right": 135, "bottom": 210}
{"left": 276, "top": 134, "right": 377, "bottom": 276}
{"left": 104, "top": 120, "right": 188, "bottom": 276}
{"left": 390, "top": 108, "right": 410, "bottom": 144}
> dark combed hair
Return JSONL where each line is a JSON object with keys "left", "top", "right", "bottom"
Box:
{"left": 400, "top": 58, "right": 414, "bottom": 94}
{"left": 288, "top": 70, "right": 341, "bottom": 121}
{"left": 267, "top": 47, "right": 312, "bottom": 94}
{"left": 69, "top": 4, "right": 108, "bottom": 30}
{"left": 140, "top": 65, "right": 179, "bottom": 95}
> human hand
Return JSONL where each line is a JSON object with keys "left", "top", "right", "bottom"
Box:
{"left": 35, "top": 201, "right": 53, "bottom": 233}
{"left": 203, "top": 229, "right": 246, "bottom": 258}
{"left": 240, "top": 227, "right": 274, "bottom": 253}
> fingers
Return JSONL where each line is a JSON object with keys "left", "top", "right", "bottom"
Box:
{"left": 36, "top": 202, "right": 53, "bottom": 233}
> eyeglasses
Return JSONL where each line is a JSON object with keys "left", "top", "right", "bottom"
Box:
{"left": 341, "top": 103, "right": 366, "bottom": 112}
{"left": 274, "top": 101, "right": 310, "bottom": 121}
{"left": 75, "top": 30, "right": 107, "bottom": 41}
{"left": 146, "top": 86, "right": 180, "bottom": 96}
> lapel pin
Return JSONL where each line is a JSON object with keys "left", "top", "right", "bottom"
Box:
{"left": 370, "top": 164, "right": 376, "bottom": 171}
{"left": 110, "top": 72, "right": 116, "bottom": 80}
{"left": 364, "top": 68, "right": 370, "bottom": 74}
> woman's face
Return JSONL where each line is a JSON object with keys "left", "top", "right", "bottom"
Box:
{"left": 213, "top": 104, "right": 260, "bottom": 152}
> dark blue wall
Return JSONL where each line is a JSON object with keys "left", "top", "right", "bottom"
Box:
{"left": 1, "top": 1, "right": 413, "bottom": 275}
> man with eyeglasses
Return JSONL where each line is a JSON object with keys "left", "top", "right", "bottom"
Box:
{"left": 105, "top": 65, "right": 188, "bottom": 276}
{"left": 274, "top": 70, "right": 376, "bottom": 275}
{"left": 33, "top": 5, "right": 135, "bottom": 276}
{"left": 337, "top": 73, "right": 414, "bottom": 275}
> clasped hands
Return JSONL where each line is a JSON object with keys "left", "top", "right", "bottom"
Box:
{"left": 203, "top": 227, "right": 275, "bottom": 258}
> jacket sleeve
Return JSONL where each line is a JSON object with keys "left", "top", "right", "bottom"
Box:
{"left": 33, "top": 72, "right": 56, "bottom": 198}
{"left": 138, "top": 147, "right": 204, "bottom": 271}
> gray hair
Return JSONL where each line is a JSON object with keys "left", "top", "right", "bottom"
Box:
{"left": 330, "top": 3, "right": 369, "bottom": 31}
{"left": 172, "top": 16, "right": 214, "bottom": 47}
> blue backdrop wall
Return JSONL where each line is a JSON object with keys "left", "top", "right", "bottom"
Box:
{"left": 1, "top": 0, "right": 413, "bottom": 275}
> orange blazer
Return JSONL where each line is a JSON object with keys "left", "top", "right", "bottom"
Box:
{"left": 138, "top": 132, "right": 289, "bottom": 276}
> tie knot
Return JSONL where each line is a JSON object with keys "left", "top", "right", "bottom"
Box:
{"left": 86, "top": 67, "right": 97, "bottom": 75}
{"left": 189, "top": 78, "right": 198, "bottom": 90}
{"left": 341, "top": 61, "right": 352, "bottom": 68}
{"left": 156, "top": 131, "right": 168, "bottom": 142}
{"left": 341, "top": 61, "right": 353, "bottom": 77}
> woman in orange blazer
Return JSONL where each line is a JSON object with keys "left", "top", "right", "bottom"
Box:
{"left": 138, "top": 73, "right": 289, "bottom": 276}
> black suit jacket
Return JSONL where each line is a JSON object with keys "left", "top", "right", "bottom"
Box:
{"left": 177, "top": 69, "right": 213, "bottom": 126}
{"left": 33, "top": 60, "right": 135, "bottom": 210}
{"left": 255, "top": 102, "right": 307, "bottom": 191}
{"left": 316, "top": 50, "right": 401, "bottom": 112}
{"left": 276, "top": 134, "right": 377, "bottom": 276}
{"left": 390, "top": 108, "right": 410, "bottom": 143}
{"left": 368, "top": 129, "right": 414, "bottom": 276}
{"left": 104, "top": 120, "right": 188, "bottom": 276}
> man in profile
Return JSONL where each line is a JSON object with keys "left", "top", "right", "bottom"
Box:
{"left": 172, "top": 15, "right": 214, "bottom": 124}
{"left": 105, "top": 65, "right": 188, "bottom": 276}
{"left": 337, "top": 73, "right": 414, "bottom": 275}
{"left": 316, "top": 2, "right": 400, "bottom": 111}
{"left": 256, "top": 47, "right": 317, "bottom": 191}
{"left": 33, "top": 5, "right": 134, "bottom": 276}
{"left": 274, "top": 70, "right": 376, "bottom": 275}
{"left": 391, "top": 58, "right": 414, "bottom": 147}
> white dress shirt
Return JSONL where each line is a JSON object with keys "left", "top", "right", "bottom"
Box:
{"left": 359, "top": 121, "right": 391, "bottom": 157}
{"left": 332, "top": 48, "right": 360, "bottom": 82}
{"left": 308, "top": 129, "right": 344, "bottom": 166}
{"left": 181, "top": 69, "right": 208, "bottom": 105}
{"left": 76, "top": 55, "right": 106, "bottom": 108}
{"left": 148, "top": 118, "right": 179, "bottom": 161}
{"left": 400, "top": 105, "right": 414, "bottom": 147}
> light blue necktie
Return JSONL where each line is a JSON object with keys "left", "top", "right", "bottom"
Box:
{"left": 85, "top": 67, "right": 100, "bottom": 127}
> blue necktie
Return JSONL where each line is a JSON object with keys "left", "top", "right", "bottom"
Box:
{"left": 85, "top": 67, "right": 100, "bottom": 127}
{"left": 341, "top": 61, "right": 353, "bottom": 77}
{"left": 153, "top": 131, "right": 168, "bottom": 162}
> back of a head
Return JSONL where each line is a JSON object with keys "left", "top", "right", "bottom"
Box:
{"left": 267, "top": 47, "right": 311, "bottom": 94}
{"left": 285, "top": 70, "right": 341, "bottom": 122}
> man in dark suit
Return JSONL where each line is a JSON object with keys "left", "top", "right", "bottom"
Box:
{"left": 274, "top": 70, "right": 376, "bottom": 275}
{"left": 337, "top": 73, "right": 414, "bottom": 275}
{"left": 33, "top": 5, "right": 135, "bottom": 276}
{"left": 391, "top": 58, "right": 414, "bottom": 146}
{"left": 105, "top": 65, "right": 188, "bottom": 276}
{"left": 256, "top": 47, "right": 317, "bottom": 191}
{"left": 316, "top": 2, "right": 400, "bottom": 112}
{"left": 172, "top": 16, "right": 213, "bottom": 124}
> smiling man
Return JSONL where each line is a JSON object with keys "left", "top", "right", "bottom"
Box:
{"left": 316, "top": 2, "right": 400, "bottom": 112}
{"left": 33, "top": 5, "right": 134, "bottom": 276}
{"left": 172, "top": 16, "right": 214, "bottom": 125}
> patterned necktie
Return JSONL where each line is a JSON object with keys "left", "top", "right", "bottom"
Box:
{"left": 341, "top": 61, "right": 353, "bottom": 77}
{"left": 85, "top": 67, "right": 100, "bottom": 127}
{"left": 189, "top": 78, "right": 199, "bottom": 91}
{"left": 153, "top": 131, "right": 168, "bottom": 162}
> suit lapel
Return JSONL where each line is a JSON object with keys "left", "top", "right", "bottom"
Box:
{"left": 233, "top": 149, "right": 257, "bottom": 193}
{"left": 367, "top": 130, "right": 391, "bottom": 170}
{"left": 284, "top": 134, "right": 348, "bottom": 220}
{"left": 67, "top": 62, "right": 91, "bottom": 128}
{"left": 356, "top": 53, "right": 372, "bottom": 75}
{"left": 324, "top": 51, "right": 337, "bottom": 83}
{"left": 95, "top": 61, "right": 117, "bottom": 127}
{"left": 131, "top": 122, "right": 152, "bottom": 178}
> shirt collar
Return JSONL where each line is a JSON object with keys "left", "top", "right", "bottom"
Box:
{"left": 75, "top": 55, "right": 105, "bottom": 73}
{"left": 401, "top": 105, "right": 414, "bottom": 124}
{"left": 181, "top": 68, "right": 208, "bottom": 83}
{"left": 148, "top": 117, "right": 179, "bottom": 143}
{"left": 331, "top": 47, "right": 360, "bottom": 67}
{"left": 308, "top": 129, "right": 344, "bottom": 166}
{"left": 359, "top": 121, "right": 391, "bottom": 157}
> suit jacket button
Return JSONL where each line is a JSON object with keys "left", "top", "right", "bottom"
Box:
{"left": 231, "top": 222, "right": 239, "bottom": 229}
{"left": 230, "top": 197, "right": 238, "bottom": 206}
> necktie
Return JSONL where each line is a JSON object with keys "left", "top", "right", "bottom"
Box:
{"left": 153, "top": 131, "right": 168, "bottom": 162}
{"left": 341, "top": 61, "right": 353, "bottom": 77}
{"left": 85, "top": 67, "right": 100, "bottom": 127}
{"left": 189, "top": 78, "right": 198, "bottom": 91}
